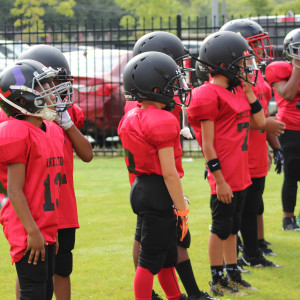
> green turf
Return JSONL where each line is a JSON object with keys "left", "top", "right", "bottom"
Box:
{"left": 0, "top": 156, "right": 299, "bottom": 299}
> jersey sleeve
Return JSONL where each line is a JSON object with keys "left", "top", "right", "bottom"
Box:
{"left": 68, "top": 104, "right": 84, "bottom": 130}
{"left": 265, "top": 61, "right": 291, "bottom": 85}
{"left": 144, "top": 111, "right": 180, "bottom": 150}
{"left": 187, "top": 85, "right": 219, "bottom": 122}
{"left": 0, "top": 121, "right": 29, "bottom": 165}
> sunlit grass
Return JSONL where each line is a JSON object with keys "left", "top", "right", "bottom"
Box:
{"left": 0, "top": 156, "right": 299, "bottom": 299}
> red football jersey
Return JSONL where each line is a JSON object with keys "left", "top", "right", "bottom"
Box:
{"left": 265, "top": 61, "right": 300, "bottom": 130}
{"left": 248, "top": 70, "right": 271, "bottom": 177}
{"left": 123, "top": 99, "right": 182, "bottom": 185}
{"left": 118, "top": 105, "right": 184, "bottom": 186}
{"left": 187, "top": 82, "right": 252, "bottom": 194}
{"left": 0, "top": 119, "right": 64, "bottom": 263}
{"left": 57, "top": 104, "right": 84, "bottom": 229}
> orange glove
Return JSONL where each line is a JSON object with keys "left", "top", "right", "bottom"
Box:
{"left": 177, "top": 208, "right": 189, "bottom": 241}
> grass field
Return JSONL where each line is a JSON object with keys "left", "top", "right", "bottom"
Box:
{"left": 0, "top": 156, "right": 300, "bottom": 299}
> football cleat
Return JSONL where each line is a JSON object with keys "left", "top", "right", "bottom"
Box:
{"left": 152, "top": 290, "right": 163, "bottom": 300}
{"left": 209, "top": 277, "right": 248, "bottom": 297}
{"left": 226, "top": 271, "right": 258, "bottom": 291}
{"left": 188, "top": 291, "right": 221, "bottom": 300}
{"left": 240, "top": 252, "right": 282, "bottom": 268}
{"left": 237, "top": 258, "right": 250, "bottom": 273}
{"left": 282, "top": 216, "right": 300, "bottom": 232}
{"left": 258, "top": 239, "right": 278, "bottom": 256}
{"left": 296, "top": 211, "right": 300, "bottom": 226}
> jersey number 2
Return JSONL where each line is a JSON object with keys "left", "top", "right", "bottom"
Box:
{"left": 124, "top": 149, "right": 139, "bottom": 174}
{"left": 43, "top": 173, "right": 67, "bottom": 211}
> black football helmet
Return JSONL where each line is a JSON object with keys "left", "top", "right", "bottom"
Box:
{"left": 0, "top": 59, "right": 73, "bottom": 120}
{"left": 132, "top": 31, "right": 189, "bottom": 68}
{"left": 123, "top": 51, "right": 190, "bottom": 110}
{"left": 220, "top": 19, "right": 274, "bottom": 61}
{"left": 18, "top": 44, "right": 74, "bottom": 103}
{"left": 283, "top": 28, "right": 300, "bottom": 61}
{"left": 198, "top": 31, "right": 258, "bottom": 87}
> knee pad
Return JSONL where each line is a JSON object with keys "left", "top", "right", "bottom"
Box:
{"left": 211, "top": 219, "right": 233, "bottom": 240}
{"left": 54, "top": 251, "right": 73, "bottom": 277}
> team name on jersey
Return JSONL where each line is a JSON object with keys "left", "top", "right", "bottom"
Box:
{"left": 236, "top": 110, "right": 251, "bottom": 120}
{"left": 257, "top": 93, "right": 268, "bottom": 101}
{"left": 46, "top": 156, "right": 64, "bottom": 168}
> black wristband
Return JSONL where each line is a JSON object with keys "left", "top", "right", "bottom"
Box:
{"left": 250, "top": 99, "right": 263, "bottom": 114}
{"left": 206, "top": 158, "right": 221, "bottom": 173}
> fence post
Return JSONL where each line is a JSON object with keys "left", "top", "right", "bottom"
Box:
{"left": 176, "top": 14, "right": 182, "bottom": 39}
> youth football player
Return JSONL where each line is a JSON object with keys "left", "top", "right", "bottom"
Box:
{"left": 187, "top": 31, "right": 265, "bottom": 297}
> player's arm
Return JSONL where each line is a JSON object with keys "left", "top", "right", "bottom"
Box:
{"left": 243, "top": 82, "right": 266, "bottom": 129}
{"left": 64, "top": 125, "right": 93, "bottom": 162}
{"left": 250, "top": 116, "right": 285, "bottom": 136}
{"left": 7, "top": 163, "right": 47, "bottom": 264}
{"left": 272, "top": 59, "right": 300, "bottom": 101}
{"left": 201, "top": 120, "right": 233, "bottom": 204}
{"left": 158, "top": 146, "right": 186, "bottom": 211}
{"left": 55, "top": 108, "right": 93, "bottom": 162}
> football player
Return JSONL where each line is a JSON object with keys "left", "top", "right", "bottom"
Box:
{"left": 219, "top": 19, "right": 285, "bottom": 267}
{"left": 0, "top": 59, "right": 72, "bottom": 300}
{"left": 187, "top": 31, "right": 266, "bottom": 297}
{"left": 118, "top": 51, "right": 190, "bottom": 300}
{"left": 125, "top": 31, "right": 216, "bottom": 300}
{"left": 265, "top": 28, "right": 300, "bottom": 232}
{"left": 16, "top": 45, "right": 94, "bottom": 300}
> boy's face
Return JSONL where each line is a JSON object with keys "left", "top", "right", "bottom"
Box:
{"left": 35, "top": 82, "right": 57, "bottom": 111}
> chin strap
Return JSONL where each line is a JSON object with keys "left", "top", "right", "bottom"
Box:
{"left": 0, "top": 93, "right": 57, "bottom": 121}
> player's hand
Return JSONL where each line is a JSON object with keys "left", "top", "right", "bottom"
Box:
{"left": 216, "top": 181, "right": 233, "bottom": 204}
{"left": 55, "top": 97, "right": 74, "bottom": 130}
{"left": 177, "top": 208, "right": 189, "bottom": 241}
{"left": 183, "top": 192, "right": 191, "bottom": 205}
{"left": 273, "top": 148, "right": 284, "bottom": 174}
{"left": 265, "top": 117, "right": 285, "bottom": 136}
{"left": 25, "top": 229, "right": 48, "bottom": 265}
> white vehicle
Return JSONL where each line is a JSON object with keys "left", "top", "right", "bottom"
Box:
{"left": 0, "top": 40, "right": 29, "bottom": 59}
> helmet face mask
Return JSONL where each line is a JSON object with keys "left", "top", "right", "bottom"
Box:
{"left": 0, "top": 60, "right": 73, "bottom": 120}
{"left": 234, "top": 56, "right": 259, "bottom": 85}
{"left": 286, "top": 41, "right": 300, "bottom": 60}
{"left": 246, "top": 33, "right": 275, "bottom": 61}
{"left": 123, "top": 51, "right": 191, "bottom": 111}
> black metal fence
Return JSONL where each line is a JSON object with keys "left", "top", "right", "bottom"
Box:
{"left": 0, "top": 14, "right": 299, "bottom": 156}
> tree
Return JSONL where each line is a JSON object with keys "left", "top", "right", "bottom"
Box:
{"left": 0, "top": 0, "right": 15, "bottom": 24}
{"left": 11, "top": 0, "right": 75, "bottom": 34}
{"left": 115, "top": 0, "right": 182, "bottom": 29}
